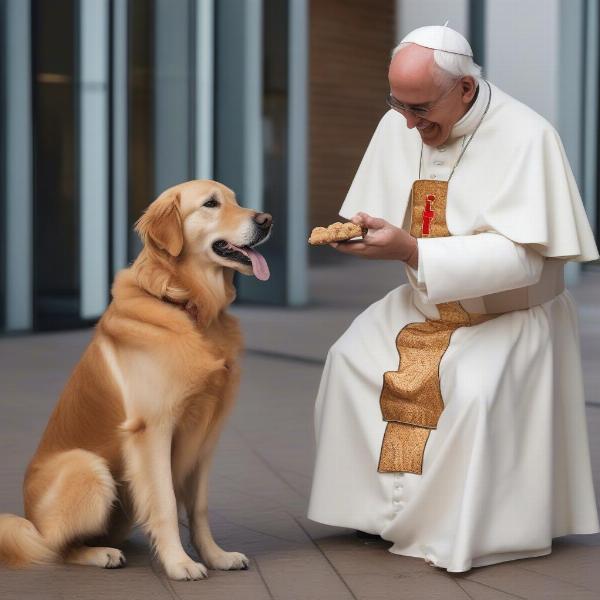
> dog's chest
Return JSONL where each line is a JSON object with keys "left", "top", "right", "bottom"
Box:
{"left": 204, "top": 315, "right": 241, "bottom": 364}
{"left": 176, "top": 325, "right": 241, "bottom": 428}
{"left": 189, "top": 316, "right": 241, "bottom": 389}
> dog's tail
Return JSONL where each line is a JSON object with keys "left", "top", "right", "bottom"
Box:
{"left": 0, "top": 514, "right": 57, "bottom": 568}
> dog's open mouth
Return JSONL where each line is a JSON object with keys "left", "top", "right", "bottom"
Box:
{"left": 212, "top": 240, "right": 270, "bottom": 281}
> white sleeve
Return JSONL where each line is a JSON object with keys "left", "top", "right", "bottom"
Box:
{"left": 416, "top": 232, "right": 544, "bottom": 304}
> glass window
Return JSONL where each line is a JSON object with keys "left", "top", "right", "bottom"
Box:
{"left": 32, "top": 0, "right": 78, "bottom": 330}
{"left": 258, "top": 0, "right": 289, "bottom": 302}
{"left": 127, "top": 0, "right": 155, "bottom": 261}
{"left": 0, "top": 1, "right": 6, "bottom": 331}
{"left": 127, "top": 0, "right": 195, "bottom": 262}
{"left": 214, "top": 0, "right": 289, "bottom": 304}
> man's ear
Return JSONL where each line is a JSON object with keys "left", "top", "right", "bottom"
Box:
{"left": 135, "top": 191, "right": 184, "bottom": 257}
{"left": 460, "top": 76, "right": 477, "bottom": 103}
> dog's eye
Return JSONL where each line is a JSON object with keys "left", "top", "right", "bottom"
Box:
{"left": 203, "top": 197, "right": 220, "bottom": 208}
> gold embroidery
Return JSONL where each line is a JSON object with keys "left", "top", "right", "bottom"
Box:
{"left": 379, "top": 422, "right": 432, "bottom": 474}
{"left": 410, "top": 180, "right": 451, "bottom": 238}
{"left": 377, "top": 180, "right": 496, "bottom": 474}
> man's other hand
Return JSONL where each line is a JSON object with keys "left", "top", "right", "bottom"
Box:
{"left": 330, "top": 212, "right": 418, "bottom": 268}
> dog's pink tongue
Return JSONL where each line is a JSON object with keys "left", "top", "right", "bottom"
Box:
{"left": 244, "top": 248, "right": 270, "bottom": 281}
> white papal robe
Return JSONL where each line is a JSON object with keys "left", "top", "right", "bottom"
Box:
{"left": 307, "top": 79, "right": 600, "bottom": 572}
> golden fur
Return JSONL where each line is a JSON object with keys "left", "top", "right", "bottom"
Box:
{"left": 0, "top": 180, "right": 272, "bottom": 580}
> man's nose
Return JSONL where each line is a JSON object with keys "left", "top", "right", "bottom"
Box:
{"left": 253, "top": 212, "right": 273, "bottom": 230}
{"left": 404, "top": 113, "right": 420, "bottom": 129}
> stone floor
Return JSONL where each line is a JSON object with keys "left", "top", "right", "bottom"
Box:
{"left": 1, "top": 256, "right": 599, "bottom": 599}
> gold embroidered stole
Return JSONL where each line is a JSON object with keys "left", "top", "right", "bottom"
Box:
{"left": 377, "top": 180, "right": 496, "bottom": 474}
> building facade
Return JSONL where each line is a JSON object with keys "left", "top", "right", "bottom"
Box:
{"left": 1, "top": 0, "right": 598, "bottom": 333}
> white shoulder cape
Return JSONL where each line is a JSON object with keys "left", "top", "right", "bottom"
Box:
{"left": 339, "top": 83, "right": 599, "bottom": 263}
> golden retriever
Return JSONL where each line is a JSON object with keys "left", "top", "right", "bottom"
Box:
{"left": 0, "top": 180, "right": 272, "bottom": 580}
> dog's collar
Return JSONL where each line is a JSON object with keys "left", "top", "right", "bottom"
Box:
{"left": 161, "top": 296, "right": 198, "bottom": 323}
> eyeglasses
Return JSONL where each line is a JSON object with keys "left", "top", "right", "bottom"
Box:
{"left": 386, "top": 79, "right": 460, "bottom": 118}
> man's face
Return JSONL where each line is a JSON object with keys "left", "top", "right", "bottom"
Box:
{"left": 387, "top": 44, "right": 477, "bottom": 147}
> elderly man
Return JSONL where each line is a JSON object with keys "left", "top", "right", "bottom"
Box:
{"left": 307, "top": 25, "right": 599, "bottom": 572}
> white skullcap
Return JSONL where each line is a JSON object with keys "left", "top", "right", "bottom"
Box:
{"left": 400, "top": 24, "right": 473, "bottom": 57}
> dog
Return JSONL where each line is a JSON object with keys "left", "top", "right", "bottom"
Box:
{"left": 0, "top": 180, "right": 272, "bottom": 580}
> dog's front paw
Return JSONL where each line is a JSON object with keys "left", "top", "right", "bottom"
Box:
{"left": 206, "top": 551, "right": 249, "bottom": 571}
{"left": 165, "top": 559, "right": 208, "bottom": 581}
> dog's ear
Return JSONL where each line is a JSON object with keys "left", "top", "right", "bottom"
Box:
{"left": 135, "top": 191, "right": 184, "bottom": 257}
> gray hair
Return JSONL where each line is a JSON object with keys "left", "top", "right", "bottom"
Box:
{"left": 391, "top": 42, "right": 482, "bottom": 86}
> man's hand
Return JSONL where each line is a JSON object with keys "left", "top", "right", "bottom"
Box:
{"left": 330, "top": 212, "right": 418, "bottom": 268}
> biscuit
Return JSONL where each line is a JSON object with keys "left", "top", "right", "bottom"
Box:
{"left": 308, "top": 221, "right": 368, "bottom": 245}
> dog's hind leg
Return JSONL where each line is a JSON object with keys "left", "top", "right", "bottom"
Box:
{"left": 86, "top": 488, "right": 134, "bottom": 549}
{"left": 65, "top": 544, "right": 126, "bottom": 568}
{"left": 25, "top": 449, "right": 121, "bottom": 566}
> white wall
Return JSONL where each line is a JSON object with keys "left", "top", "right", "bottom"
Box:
{"left": 485, "top": 0, "right": 560, "bottom": 126}
{"left": 396, "top": 0, "right": 469, "bottom": 42}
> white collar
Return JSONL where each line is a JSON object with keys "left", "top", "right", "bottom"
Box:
{"left": 446, "top": 78, "right": 489, "bottom": 142}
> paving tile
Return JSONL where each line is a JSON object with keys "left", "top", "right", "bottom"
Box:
{"left": 254, "top": 548, "right": 355, "bottom": 600}
{"left": 162, "top": 560, "right": 273, "bottom": 600}
{"left": 465, "top": 561, "right": 600, "bottom": 599}
{"left": 341, "top": 572, "right": 473, "bottom": 600}
{"left": 454, "top": 578, "right": 525, "bottom": 599}
{"left": 499, "top": 540, "right": 600, "bottom": 594}
{"left": 0, "top": 562, "right": 172, "bottom": 600}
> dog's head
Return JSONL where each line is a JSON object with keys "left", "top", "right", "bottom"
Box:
{"left": 135, "top": 180, "right": 272, "bottom": 281}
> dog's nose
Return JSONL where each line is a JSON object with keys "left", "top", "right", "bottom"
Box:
{"left": 253, "top": 212, "right": 272, "bottom": 229}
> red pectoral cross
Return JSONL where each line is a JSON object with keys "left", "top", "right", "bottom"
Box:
{"left": 422, "top": 194, "right": 436, "bottom": 236}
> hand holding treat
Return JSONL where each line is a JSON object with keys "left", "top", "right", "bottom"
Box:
{"left": 308, "top": 221, "right": 368, "bottom": 245}
{"left": 312, "top": 212, "right": 418, "bottom": 268}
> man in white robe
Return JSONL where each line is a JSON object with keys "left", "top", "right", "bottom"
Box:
{"left": 307, "top": 25, "right": 600, "bottom": 573}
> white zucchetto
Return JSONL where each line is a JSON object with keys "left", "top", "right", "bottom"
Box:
{"left": 400, "top": 25, "right": 473, "bottom": 57}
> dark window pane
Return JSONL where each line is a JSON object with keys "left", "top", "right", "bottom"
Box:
{"left": 127, "top": 0, "right": 154, "bottom": 261}
{"left": 32, "top": 0, "right": 78, "bottom": 330}
{"left": 0, "top": 1, "right": 6, "bottom": 330}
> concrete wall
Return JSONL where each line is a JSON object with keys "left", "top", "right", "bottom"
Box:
{"left": 485, "top": 0, "right": 560, "bottom": 125}
{"left": 395, "top": 0, "right": 469, "bottom": 42}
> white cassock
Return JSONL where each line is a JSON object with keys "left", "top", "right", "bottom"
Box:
{"left": 307, "top": 78, "right": 600, "bottom": 572}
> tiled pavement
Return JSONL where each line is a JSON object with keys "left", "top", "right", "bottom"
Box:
{"left": 1, "top": 256, "right": 599, "bottom": 599}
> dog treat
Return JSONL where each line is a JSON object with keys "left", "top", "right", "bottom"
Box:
{"left": 308, "top": 221, "right": 368, "bottom": 245}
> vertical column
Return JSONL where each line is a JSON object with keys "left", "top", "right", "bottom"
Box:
{"left": 214, "top": 0, "right": 263, "bottom": 212}
{"left": 243, "top": 0, "right": 264, "bottom": 213}
{"left": 287, "top": 0, "right": 308, "bottom": 305}
{"left": 215, "top": 0, "right": 270, "bottom": 302}
{"left": 79, "top": 0, "right": 109, "bottom": 318}
{"left": 557, "top": 0, "right": 586, "bottom": 286}
{"left": 153, "top": 0, "right": 193, "bottom": 194}
{"left": 4, "top": 0, "right": 33, "bottom": 331}
{"left": 558, "top": 0, "right": 585, "bottom": 186}
{"left": 582, "top": 0, "right": 598, "bottom": 237}
{"left": 194, "top": 0, "right": 214, "bottom": 180}
{"left": 468, "top": 0, "right": 485, "bottom": 68}
{"left": 112, "top": 0, "right": 128, "bottom": 274}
